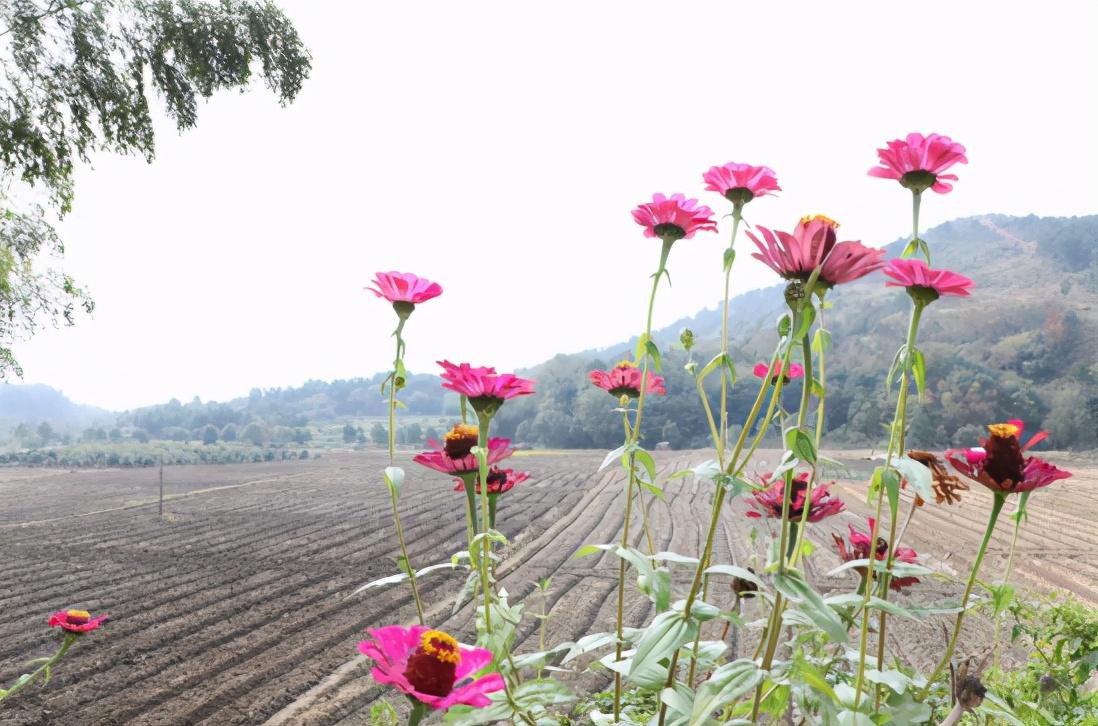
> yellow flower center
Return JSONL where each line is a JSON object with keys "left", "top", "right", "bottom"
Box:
{"left": 800, "top": 214, "right": 840, "bottom": 228}
{"left": 987, "top": 423, "right": 1020, "bottom": 439}
{"left": 420, "top": 629, "right": 460, "bottom": 664}
{"left": 614, "top": 360, "right": 637, "bottom": 369}
{"left": 444, "top": 424, "right": 478, "bottom": 443}
{"left": 67, "top": 609, "right": 91, "bottom": 620}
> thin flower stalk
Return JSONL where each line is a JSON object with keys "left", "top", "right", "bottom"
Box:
{"left": 718, "top": 203, "right": 745, "bottom": 462}
{"left": 853, "top": 300, "right": 924, "bottom": 706}
{"left": 475, "top": 413, "right": 494, "bottom": 634}
{"left": 613, "top": 238, "right": 672, "bottom": 721}
{"left": 919, "top": 493, "right": 1007, "bottom": 700}
{"left": 0, "top": 632, "right": 76, "bottom": 702}
{"left": 993, "top": 491, "right": 1030, "bottom": 668}
{"left": 385, "top": 315, "right": 426, "bottom": 626}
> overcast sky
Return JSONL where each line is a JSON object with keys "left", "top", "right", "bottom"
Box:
{"left": 13, "top": 0, "right": 1098, "bottom": 411}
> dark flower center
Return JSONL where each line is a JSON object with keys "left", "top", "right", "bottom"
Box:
{"left": 486, "top": 470, "right": 508, "bottom": 491}
{"left": 983, "top": 426, "right": 1026, "bottom": 487}
{"left": 723, "top": 187, "right": 754, "bottom": 206}
{"left": 653, "top": 222, "right": 686, "bottom": 241}
{"left": 900, "top": 170, "right": 937, "bottom": 194}
{"left": 443, "top": 425, "right": 479, "bottom": 459}
{"left": 403, "top": 631, "right": 459, "bottom": 697}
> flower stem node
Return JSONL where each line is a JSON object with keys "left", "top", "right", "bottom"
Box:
{"left": 679, "top": 328, "right": 695, "bottom": 352}
{"left": 653, "top": 223, "right": 686, "bottom": 243}
{"left": 723, "top": 187, "right": 755, "bottom": 206}
{"left": 784, "top": 280, "right": 806, "bottom": 307}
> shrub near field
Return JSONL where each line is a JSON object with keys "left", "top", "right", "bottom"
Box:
{"left": 0, "top": 442, "right": 312, "bottom": 468}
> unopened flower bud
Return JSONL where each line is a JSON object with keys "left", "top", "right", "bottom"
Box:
{"left": 958, "top": 676, "right": 987, "bottom": 710}
{"left": 680, "top": 328, "right": 695, "bottom": 352}
{"left": 784, "top": 280, "right": 806, "bottom": 307}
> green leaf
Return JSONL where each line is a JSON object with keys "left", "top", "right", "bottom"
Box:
{"left": 627, "top": 611, "right": 698, "bottom": 682}
{"left": 892, "top": 455, "right": 933, "bottom": 504}
{"left": 827, "top": 559, "right": 932, "bottom": 579}
{"left": 901, "top": 238, "right": 919, "bottom": 258}
{"left": 639, "top": 567, "right": 672, "bottom": 612}
{"left": 645, "top": 338, "right": 663, "bottom": 372}
{"left": 785, "top": 428, "right": 817, "bottom": 464}
{"left": 811, "top": 327, "right": 832, "bottom": 354}
{"left": 792, "top": 655, "right": 838, "bottom": 703}
{"left": 723, "top": 247, "right": 736, "bottom": 273}
{"left": 633, "top": 447, "right": 658, "bottom": 485}
{"left": 773, "top": 571, "right": 847, "bottom": 643}
{"left": 382, "top": 466, "right": 404, "bottom": 497}
{"left": 870, "top": 466, "right": 901, "bottom": 519}
{"left": 690, "top": 659, "right": 764, "bottom": 722}
{"left": 910, "top": 347, "right": 927, "bottom": 400}
{"left": 599, "top": 444, "right": 627, "bottom": 472}
{"left": 864, "top": 668, "right": 912, "bottom": 694}
{"left": 991, "top": 583, "right": 1016, "bottom": 615}
{"left": 351, "top": 560, "right": 460, "bottom": 596}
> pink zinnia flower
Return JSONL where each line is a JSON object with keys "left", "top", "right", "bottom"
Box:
{"left": 752, "top": 360, "right": 805, "bottom": 384}
{"left": 589, "top": 361, "right": 666, "bottom": 398}
{"left": 702, "top": 162, "right": 781, "bottom": 205}
{"left": 868, "top": 132, "right": 968, "bottom": 194}
{"left": 366, "top": 272, "right": 442, "bottom": 316}
{"left": 414, "top": 426, "right": 514, "bottom": 475}
{"left": 747, "top": 215, "right": 885, "bottom": 287}
{"left": 745, "top": 471, "right": 844, "bottom": 523}
{"left": 48, "top": 609, "right": 108, "bottom": 634}
{"left": 632, "top": 193, "right": 718, "bottom": 242}
{"left": 359, "top": 625, "right": 504, "bottom": 710}
{"left": 883, "top": 258, "right": 974, "bottom": 305}
{"left": 438, "top": 361, "right": 535, "bottom": 416}
{"left": 946, "top": 420, "right": 1071, "bottom": 495}
{"left": 833, "top": 519, "right": 920, "bottom": 592}
{"left": 452, "top": 467, "right": 529, "bottom": 495}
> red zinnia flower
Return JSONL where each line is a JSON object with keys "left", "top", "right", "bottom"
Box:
{"left": 452, "top": 467, "right": 529, "bottom": 495}
{"left": 867, "top": 132, "right": 968, "bottom": 194}
{"left": 945, "top": 420, "right": 1071, "bottom": 494}
{"left": 414, "top": 425, "right": 514, "bottom": 475}
{"left": 883, "top": 258, "right": 974, "bottom": 305}
{"left": 438, "top": 361, "right": 535, "bottom": 416}
{"left": 359, "top": 625, "right": 504, "bottom": 709}
{"left": 832, "top": 519, "right": 920, "bottom": 592}
{"left": 702, "top": 162, "right": 781, "bottom": 205}
{"left": 366, "top": 271, "right": 442, "bottom": 310}
{"left": 747, "top": 215, "right": 885, "bottom": 287}
{"left": 745, "top": 471, "right": 844, "bottom": 523}
{"left": 752, "top": 360, "right": 804, "bottom": 384}
{"left": 48, "top": 609, "right": 107, "bottom": 634}
{"left": 588, "top": 361, "right": 666, "bottom": 398}
{"left": 632, "top": 193, "right": 718, "bottom": 242}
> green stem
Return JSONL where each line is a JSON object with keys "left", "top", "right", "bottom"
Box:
{"left": 614, "top": 239, "right": 672, "bottom": 721}
{"left": 389, "top": 482, "right": 425, "bottom": 625}
{"left": 993, "top": 492, "right": 1029, "bottom": 669}
{"left": 406, "top": 699, "right": 429, "bottom": 726}
{"left": 718, "top": 204, "right": 744, "bottom": 461}
{"left": 0, "top": 633, "right": 76, "bottom": 702}
{"left": 476, "top": 413, "right": 493, "bottom": 635}
{"left": 388, "top": 318, "right": 407, "bottom": 465}
{"left": 919, "top": 493, "right": 1006, "bottom": 700}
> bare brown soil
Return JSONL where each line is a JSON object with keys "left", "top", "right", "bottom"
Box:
{"left": 0, "top": 449, "right": 1093, "bottom": 724}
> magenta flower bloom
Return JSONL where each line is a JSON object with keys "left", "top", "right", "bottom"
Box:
{"left": 48, "top": 608, "right": 108, "bottom": 634}
{"left": 868, "top": 132, "right": 968, "bottom": 194}
{"left": 752, "top": 360, "right": 804, "bottom": 384}
{"left": 414, "top": 427, "right": 514, "bottom": 476}
{"left": 359, "top": 625, "right": 504, "bottom": 710}
{"left": 589, "top": 361, "right": 666, "bottom": 398}
{"left": 702, "top": 162, "right": 781, "bottom": 205}
{"left": 366, "top": 272, "right": 442, "bottom": 317}
{"left": 452, "top": 467, "right": 529, "bottom": 495}
{"left": 946, "top": 420, "right": 1071, "bottom": 495}
{"left": 632, "top": 193, "right": 718, "bottom": 243}
{"left": 438, "top": 361, "right": 535, "bottom": 416}
{"left": 833, "top": 519, "right": 920, "bottom": 592}
{"left": 745, "top": 471, "right": 844, "bottom": 523}
{"left": 883, "top": 258, "right": 974, "bottom": 305}
{"left": 747, "top": 215, "right": 885, "bottom": 287}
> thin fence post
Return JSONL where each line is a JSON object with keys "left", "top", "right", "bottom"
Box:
{"left": 158, "top": 457, "right": 164, "bottom": 518}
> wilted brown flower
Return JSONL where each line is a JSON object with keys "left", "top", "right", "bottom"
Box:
{"left": 908, "top": 450, "right": 969, "bottom": 505}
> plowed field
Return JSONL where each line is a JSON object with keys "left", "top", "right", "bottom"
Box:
{"left": 0, "top": 450, "right": 1093, "bottom": 724}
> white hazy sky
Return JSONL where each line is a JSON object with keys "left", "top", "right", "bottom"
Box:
{"left": 13, "top": 0, "right": 1098, "bottom": 411}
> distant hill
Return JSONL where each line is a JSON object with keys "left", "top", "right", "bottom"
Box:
{"left": 0, "top": 383, "right": 113, "bottom": 433}
{"left": 11, "top": 214, "right": 1096, "bottom": 452}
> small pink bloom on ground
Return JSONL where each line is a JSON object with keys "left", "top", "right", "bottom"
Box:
{"left": 745, "top": 472, "right": 844, "bottom": 522}
{"left": 833, "top": 519, "right": 920, "bottom": 591}
{"left": 48, "top": 609, "right": 108, "bottom": 634}
{"left": 752, "top": 360, "right": 805, "bottom": 384}
{"left": 452, "top": 467, "right": 529, "bottom": 495}
{"left": 414, "top": 427, "right": 514, "bottom": 475}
